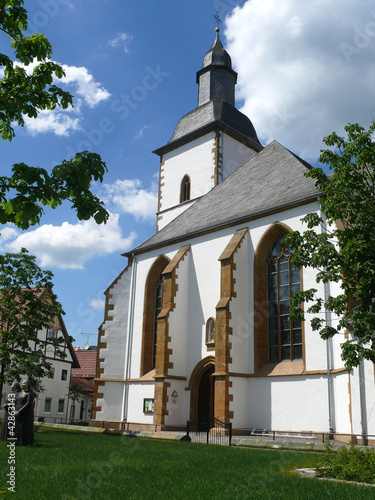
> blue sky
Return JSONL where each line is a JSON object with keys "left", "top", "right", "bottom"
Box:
{"left": 1, "top": 0, "right": 375, "bottom": 347}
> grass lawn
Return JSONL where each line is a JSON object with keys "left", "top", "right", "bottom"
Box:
{"left": 1, "top": 428, "right": 375, "bottom": 499}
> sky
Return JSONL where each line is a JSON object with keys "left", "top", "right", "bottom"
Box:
{"left": 1, "top": 0, "right": 375, "bottom": 348}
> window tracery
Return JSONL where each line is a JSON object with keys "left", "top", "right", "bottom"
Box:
{"left": 267, "top": 235, "right": 302, "bottom": 362}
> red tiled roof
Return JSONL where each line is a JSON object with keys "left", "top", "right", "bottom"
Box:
{"left": 70, "top": 377, "right": 95, "bottom": 394}
{"left": 71, "top": 348, "right": 97, "bottom": 378}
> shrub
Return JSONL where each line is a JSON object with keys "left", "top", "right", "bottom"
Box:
{"left": 316, "top": 442, "right": 375, "bottom": 484}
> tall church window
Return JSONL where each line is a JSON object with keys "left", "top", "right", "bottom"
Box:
{"left": 152, "top": 274, "right": 164, "bottom": 369}
{"left": 141, "top": 255, "right": 169, "bottom": 376}
{"left": 267, "top": 235, "right": 302, "bottom": 362}
{"left": 180, "top": 175, "right": 191, "bottom": 203}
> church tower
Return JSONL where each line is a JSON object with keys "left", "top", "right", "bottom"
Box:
{"left": 153, "top": 28, "right": 262, "bottom": 231}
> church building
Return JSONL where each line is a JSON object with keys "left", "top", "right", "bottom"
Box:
{"left": 92, "top": 29, "right": 375, "bottom": 438}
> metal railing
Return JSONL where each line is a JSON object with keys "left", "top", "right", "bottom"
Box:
{"left": 33, "top": 417, "right": 375, "bottom": 446}
{"left": 187, "top": 416, "right": 232, "bottom": 446}
{"left": 35, "top": 416, "right": 91, "bottom": 426}
{"left": 233, "top": 427, "right": 375, "bottom": 445}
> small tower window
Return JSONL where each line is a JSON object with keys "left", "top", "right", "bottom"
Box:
{"left": 180, "top": 175, "right": 191, "bottom": 203}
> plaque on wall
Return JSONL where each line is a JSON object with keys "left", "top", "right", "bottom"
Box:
{"left": 143, "top": 398, "right": 154, "bottom": 413}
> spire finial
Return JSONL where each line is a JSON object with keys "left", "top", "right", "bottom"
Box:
{"left": 214, "top": 11, "right": 221, "bottom": 32}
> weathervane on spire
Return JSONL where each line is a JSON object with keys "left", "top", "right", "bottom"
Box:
{"left": 214, "top": 11, "right": 221, "bottom": 32}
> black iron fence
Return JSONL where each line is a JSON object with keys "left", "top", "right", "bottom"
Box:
{"left": 187, "top": 416, "right": 232, "bottom": 446}
{"left": 35, "top": 416, "right": 90, "bottom": 426}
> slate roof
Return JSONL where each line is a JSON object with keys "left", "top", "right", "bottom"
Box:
{"left": 153, "top": 101, "right": 262, "bottom": 156}
{"left": 153, "top": 32, "right": 261, "bottom": 156}
{"left": 129, "top": 141, "right": 322, "bottom": 255}
{"left": 202, "top": 31, "right": 233, "bottom": 69}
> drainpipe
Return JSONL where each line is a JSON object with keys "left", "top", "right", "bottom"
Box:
{"left": 122, "top": 253, "right": 137, "bottom": 425}
{"left": 319, "top": 199, "right": 334, "bottom": 435}
{"left": 358, "top": 354, "right": 368, "bottom": 444}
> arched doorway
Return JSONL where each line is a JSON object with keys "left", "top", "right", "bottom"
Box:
{"left": 188, "top": 357, "right": 215, "bottom": 422}
{"left": 198, "top": 365, "right": 215, "bottom": 420}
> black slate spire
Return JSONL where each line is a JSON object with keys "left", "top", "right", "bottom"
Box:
{"left": 196, "top": 28, "right": 238, "bottom": 107}
{"left": 153, "top": 29, "right": 262, "bottom": 156}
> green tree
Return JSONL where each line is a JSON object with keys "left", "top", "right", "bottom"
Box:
{"left": 0, "top": 0, "right": 109, "bottom": 229}
{"left": 0, "top": 248, "right": 70, "bottom": 401}
{"left": 286, "top": 122, "right": 375, "bottom": 369}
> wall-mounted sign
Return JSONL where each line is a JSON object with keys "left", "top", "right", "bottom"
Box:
{"left": 143, "top": 398, "right": 154, "bottom": 414}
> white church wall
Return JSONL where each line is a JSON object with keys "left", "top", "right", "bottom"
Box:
{"left": 221, "top": 133, "right": 257, "bottom": 180}
{"left": 126, "top": 382, "right": 155, "bottom": 424}
{"left": 346, "top": 364, "right": 375, "bottom": 437}
{"left": 247, "top": 376, "right": 329, "bottom": 431}
{"left": 350, "top": 367, "right": 363, "bottom": 436}
{"left": 165, "top": 379, "right": 187, "bottom": 426}
{"left": 331, "top": 333, "right": 346, "bottom": 370}
{"left": 158, "top": 199, "right": 196, "bottom": 229}
{"left": 99, "top": 266, "right": 132, "bottom": 380}
{"left": 230, "top": 377, "right": 249, "bottom": 428}
{"left": 158, "top": 133, "right": 215, "bottom": 227}
{"left": 96, "top": 381, "right": 123, "bottom": 422}
{"left": 230, "top": 232, "right": 252, "bottom": 375}
{"left": 183, "top": 230, "right": 235, "bottom": 378}
{"left": 332, "top": 371, "right": 351, "bottom": 434}
{"left": 364, "top": 361, "right": 375, "bottom": 435}
{"left": 353, "top": 360, "right": 375, "bottom": 437}
{"left": 168, "top": 252, "right": 190, "bottom": 378}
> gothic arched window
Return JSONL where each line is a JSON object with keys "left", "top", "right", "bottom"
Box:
{"left": 153, "top": 274, "right": 164, "bottom": 369}
{"left": 141, "top": 255, "right": 169, "bottom": 375}
{"left": 180, "top": 175, "right": 191, "bottom": 203}
{"left": 267, "top": 235, "right": 302, "bottom": 362}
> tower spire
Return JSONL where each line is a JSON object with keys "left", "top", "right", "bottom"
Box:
{"left": 196, "top": 28, "right": 237, "bottom": 107}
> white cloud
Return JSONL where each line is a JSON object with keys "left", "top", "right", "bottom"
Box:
{"left": 60, "top": 64, "right": 111, "bottom": 108}
{"left": 100, "top": 179, "right": 158, "bottom": 221}
{"left": 0, "top": 226, "right": 19, "bottom": 251}
{"left": 225, "top": 0, "right": 375, "bottom": 161}
{"left": 4, "top": 214, "right": 136, "bottom": 270}
{"left": 133, "top": 125, "right": 153, "bottom": 141}
{"left": 23, "top": 110, "right": 82, "bottom": 136}
{"left": 8, "top": 60, "right": 110, "bottom": 136}
{"left": 108, "top": 32, "right": 133, "bottom": 53}
{"left": 90, "top": 298, "right": 105, "bottom": 310}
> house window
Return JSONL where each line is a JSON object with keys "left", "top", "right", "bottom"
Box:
{"left": 180, "top": 175, "right": 191, "bottom": 203}
{"left": 47, "top": 328, "right": 57, "bottom": 339}
{"left": 267, "top": 235, "right": 302, "bottom": 362}
{"left": 58, "top": 399, "right": 65, "bottom": 413}
{"left": 61, "top": 369, "right": 68, "bottom": 381}
{"left": 206, "top": 317, "right": 215, "bottom": 345}
{"left": 44, "top": 398, "right": 52, "bottom": 413}
{"left": 49, "top": 367, "right": 55, "bottom": 379}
